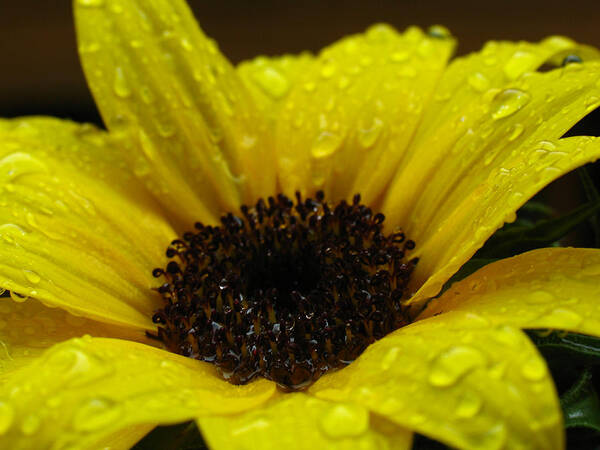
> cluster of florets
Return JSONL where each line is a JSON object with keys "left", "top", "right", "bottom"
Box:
{"left": 152, "top": 192, "right": 417, "bottom": 390}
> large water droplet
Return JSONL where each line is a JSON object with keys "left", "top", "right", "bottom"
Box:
{"left": 319, "top": 403, "right": 369, "bottom": 438}
{"left": 22, "top": 270, "right": 41, "bottom": 285}
{"left": 72, "top": 397, "right": 122, "bottom": 431}
{"left": 311, "top": 132, "right": 343, "bottom": 159}
{"left": 547, "top": 308, "right": 583, "bottom": 328}
{"left": 0, "top": 400, "right": 14, "bottom": 434}
{"left": 0, "top": 152, "right": 48, "bottom": 183}
{"left": 428, "top": 346, "right": 486, "bottom": 387}
{"left": 490, "top": 89, "right": 531, "bottom": 120}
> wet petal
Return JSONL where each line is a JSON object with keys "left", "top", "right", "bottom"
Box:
{"left": 0, "top": 297, "right": 153, "bottom": 379}
{"left": 0, "top": 118, "right": 175, "bottom": 329}
{"left": 309, "top": 314, "right": 562, "bottom": 449}
{"left": 75, "top": 0, "right": 275, "bottom": 225}
{"left": 91, "top": 424, "right": 155, "bottom": 450}
{"left": 381, "top": 49, "right": 600, "bottom": 304}
{"left": 275, "top": 25, "right": 454, "bottom": 202}
{"left": 237, "top": 52, "right": 315, "bottom": 126}
{"left": 0, "top": 337, "right": 276, "bottom": 449}
{"left": 420, "top": 247, "right": 600, "bottom": 338}
{"left": 198, "top": 391, "right": 412, "bottom": 450}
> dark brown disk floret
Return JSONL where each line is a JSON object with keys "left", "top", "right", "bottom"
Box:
{"left": 152, "top": 192, "right": 417, "bottom": 391}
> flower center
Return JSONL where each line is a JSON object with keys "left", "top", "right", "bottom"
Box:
{"left": 152, "top": 192, "right": 417, "bottom": 390}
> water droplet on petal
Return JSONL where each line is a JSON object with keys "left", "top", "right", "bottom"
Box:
{"left": 20, "top": 414, "right": 40, "bottom": 435}
{"left": 358, "top": 118, "right": 384, "bottom": 149}
{"left": 10, "top": 291, "right": 28, "bottom": 303}
{"left": 113, "top": 67, "right": 131, "bottom": 98}
{"left": 455, "top": 391, "right": 483, "bottom": 418}
{"left": 320, "top": 61, "right": 336, "bottom": 79}
{"left": 429, "top": 346, "right": 486, "bottom": 387}
{"left": 508, "top": 123, "right": 524, "bottom": 141}
{"left": 490, "top": 89, "right": 531, "bottom": 120}
{"left": 526, "top": 290, "right": 554, "bottom": 305}
{"left": 252, "top": 67, "right": 290, "bottom": 99}
{"left": 503, "top": 50, "right": 537, "bottom": 80}
{"left": 22, "top": 270, "right": 41, "bottom": 285}
{"left": 72, "top": 398, "right": 122, "bottom": 431}
{"left": 468, "top": 72, "right": 490, "bottom": 92}
{"left": 0, "top": 401, "right": 14, "bottom": 434}
{"left": 547, "top": 308, "right": 583, "bottom": 328}
{"left": 311, "top": 132, "right": 342, "bottom": 159}
{"left": 320, "top": 403, "right": 369, "bottom": 438}
{"left": 521, "top": 357, "right": 548, "bottom": 381}
{"left": 380, "top": 346, "right": 400, "bottom": 371}
{"left": 0, "top": 152, "right": 48, "bottom": 183}
{"left": 77, "top": 0, "right": 104, "bottom": 6}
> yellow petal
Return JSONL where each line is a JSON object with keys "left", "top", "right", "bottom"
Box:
{"left": 420, "top": 247, "right": 600, "bottom": 338}
{"left": 381, "top": 50, "right": 600, "bottom": 305}
{"left": 75, "top": 0, "right": 275, "bottom": 225}
{"left": 0, "top": 117, "right": 175, "bottom": 329}
{"left": 0, "top": 297, "right": 153, "bottom": 379}
{"left": 275, "top": 25, "right": 454, "bottom": 202}
{"left": 237, "top": 52, "right": 315, "bottom": 126}
{"left": 92, "top": 424, "right": 155, "bottom": 450}
{"left": 198, "top": 391, "right": 412, "bottom": 450}
{"left": 0, "top": 337, "right": 276, "bottom": 449}
{"left": 309, "top": 314, "right": 562, "bottom": 449}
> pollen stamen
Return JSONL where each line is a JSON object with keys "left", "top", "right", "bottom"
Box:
{"left": 153, "top": 192, "right": 417, "bottom": 390}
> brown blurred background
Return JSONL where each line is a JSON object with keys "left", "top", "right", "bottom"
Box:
{"left": 2, "top": 0, "right": 600, "bottom": 123}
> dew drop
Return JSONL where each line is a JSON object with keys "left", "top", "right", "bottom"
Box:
{"left": 0, "top": 400, "right": 14, "bottom": 435}
{"left": 455, "top": 391, "right": 483, "bottom": 418}
{"left": 526, "top": 290, "right": 554, "bottom": 305}
{"left": 252, "top": 66, "right": 290, "bottom": 99}
{"left": 380, "top": 346, "right": 400, "bottom": 371}
{"left": 508, "top": 123, "right": 524, "bottom": 141}
{"left": 311, "top": 132, "right": 343, "bottom": 159}
{"left": 547, "top": 308, "right": 583, "bottom": 328}
{"left": 22, "top": 270, "right": 41, "bottom": 285}
{"left": 319, "top": 403, "right": 369, "bottom": 438}
{"left": 358, "top": 117, "right": 384, "bottom": 149}
{"left": 490, "top": 89, "right": 531, "bottom": 120}
{"left": 503, "top": 50, "right": 537, "bottom": 80}
{"left": 77, "top": 0, "right": 104, "bottom": 6}
{"left": 20, "top": 413, "right": 40, "bottom": 436}
{"left": 397, "top": 66, "right": 417, "bottom": 78}
{"left": 467, "top": 72, "right": 490, "bottom": 92}
{"left": 0, "top": 152, "right": 48, "bottom": 182}
{"left": 320, "top": 61, "right": 337, "bottom": 79}
{"left": 72, "top": 398, "right": 122, "bottom": 432}
{"left": 521, "top": 357, "right": 548, "bottom": 381}
{"left": 428, "top": 345, "right": 486, "bottom": 387}
{"left": 113, "top": 67, "right": 131, "bottom": 98}
{"left": 10, "top": 291, "right": 28, "bottom": 303}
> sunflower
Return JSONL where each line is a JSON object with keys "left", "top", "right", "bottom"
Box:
{"left": 2, "top": 0, "right": 600, "bottom": 448}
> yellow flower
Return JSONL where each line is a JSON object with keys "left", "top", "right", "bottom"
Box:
{"left": 1, "top": 0, "right": 600, "bottom": 448}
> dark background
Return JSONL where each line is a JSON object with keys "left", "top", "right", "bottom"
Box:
{"left": 2, "top": 0, "right": 600, "bottom": 123}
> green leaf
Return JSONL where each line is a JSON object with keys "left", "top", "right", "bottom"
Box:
{"left": 527, "top": 331, "right": 600, "bottom": 367}
{"left": 578, "top": 166, "right": 600, "bottom": 247}
{"left": 560, "top": 369, "right": 600, "bottom": 431}
{"left": 476, "top": 198, "right": 600, "bottom": 259}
